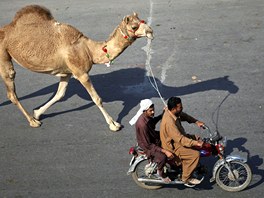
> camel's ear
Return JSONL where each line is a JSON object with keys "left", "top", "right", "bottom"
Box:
{"left": 133, "top": 12, "right": 138, "bottom": 17}
{"left": 123, "top": 15, "right": 130, "bottom": 24}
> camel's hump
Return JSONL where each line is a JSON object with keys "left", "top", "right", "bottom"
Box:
{"left": 12, "top": 5, "right": 54, "bottom": 24}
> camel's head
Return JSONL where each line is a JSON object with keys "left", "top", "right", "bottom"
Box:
{"left": 122, "top": 13, "right": 154, "bottom": 40}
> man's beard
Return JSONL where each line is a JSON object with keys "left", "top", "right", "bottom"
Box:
{"left": 175, "top": 110, "right": 182, "bottom": 117}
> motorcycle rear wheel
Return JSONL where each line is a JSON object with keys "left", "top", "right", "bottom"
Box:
{"left": 216, "top": 160, "right": 252, "bottom": 192}
{"left": 131, "top": 159, "right": 162, "bottom": 190}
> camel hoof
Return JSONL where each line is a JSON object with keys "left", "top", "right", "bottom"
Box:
{"left": 113, "top": 121, "right": 121, "bottom": 128}
{"left": 29, "top": 118, "right": 42, "bottom": 128}
{"left": 109, "top": 122, "right": 121, "bottom": 132}
{"left": 33, "top": 109, "right": 41, "bottom": 120}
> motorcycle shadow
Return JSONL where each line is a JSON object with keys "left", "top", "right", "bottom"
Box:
{"left": 225, "top": 137, "right": 264, "bottom": 191}
{"left": 163, "top": 137, "right": 264, "bottom": 191}
{"left": 163, "top": 179, "right": 214, "bottom": 191}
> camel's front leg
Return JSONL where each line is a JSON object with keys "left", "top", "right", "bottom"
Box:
{"left": 77, "top": 73, "right": 121, "bottom": 131}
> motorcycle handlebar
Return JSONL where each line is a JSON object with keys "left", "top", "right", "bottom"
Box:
{"left": 201, "top": 125, "right": 223, "bottom": 143}
{"left": 201, "top": 125, "right": 209, "bottom": 130}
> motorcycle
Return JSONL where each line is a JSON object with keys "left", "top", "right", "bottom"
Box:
{"left": 127, "top": 126, "right": 252, "bottom": 191}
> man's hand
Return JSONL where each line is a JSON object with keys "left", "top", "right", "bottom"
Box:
{"left": 163, "top": 150, "right": 174, "bottom": 159}
{"left": 196, "top": 140, "right": 204, "bottom": 148}
{"left": 195, "top": 121, "right": 205, "bottom": 128}
{"left": 195, "top": 134, "right": 201, "bottom": 140}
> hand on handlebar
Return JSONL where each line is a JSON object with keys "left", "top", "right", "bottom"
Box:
{"left": 196, "top": 121, "right": 205, "bottom": 129}
{"left": 196, "top": 140, "right": 204, "bottom": 148}
{"left": 195, "top": 134, "right": 201, "bottom": 140}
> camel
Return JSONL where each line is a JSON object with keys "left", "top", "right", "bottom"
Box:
{"left": 0, "top": 5, "right": 153, "bottom": 131}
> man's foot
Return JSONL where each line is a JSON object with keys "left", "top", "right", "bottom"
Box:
{"left": 157, "top": 169, "right": 172, "bottom": 183}
{"left": 161, "top": 176, "right": 171, "bottom": 183}
{"left": 153, "top": 174, "right": 171, "bottom": 183}
{"left": 183, "top": 177, "right": 204, "bottom": 187}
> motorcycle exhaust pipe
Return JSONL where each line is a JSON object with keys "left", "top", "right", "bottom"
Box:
{"left": 138, "top": 178, "right": 184, "bottom": 184}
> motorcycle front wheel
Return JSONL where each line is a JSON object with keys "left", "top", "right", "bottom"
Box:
{"left": 216, "top": 160, "right": 252, "bottom": 192}
{"left": 131, "top": 159, "right": 162, "bottom": 190}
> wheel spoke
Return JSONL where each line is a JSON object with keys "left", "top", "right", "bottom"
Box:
{"left": 216, "top": 160, "right": 252, "bottom": 191}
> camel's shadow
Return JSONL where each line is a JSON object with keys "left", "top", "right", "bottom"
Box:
{"left": 0, "top": 67, "right": 239, "bottom": 123}
{"left": 2, "top": 67, "right": 262, "bottom": 190}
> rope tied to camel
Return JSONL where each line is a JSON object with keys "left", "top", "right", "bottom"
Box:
{"left": 144, "top": 38, "right": 167, "bottom": 107}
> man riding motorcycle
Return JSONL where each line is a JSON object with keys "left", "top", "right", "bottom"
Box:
{"left": 129, "top": 99, "right": 174, "bottom": 183}
{"left": 160, "top": 96, "right": 205, "bottom": 187}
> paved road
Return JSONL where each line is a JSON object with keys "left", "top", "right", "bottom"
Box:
{"left": 0, "top": 0, "right": 263, "bottom": 197}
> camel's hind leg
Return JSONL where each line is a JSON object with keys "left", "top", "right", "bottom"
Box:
{"left": 77, "top": 73, "right": 121, "bottom": 131}
{"left": 0, "top": 58, "right": 41, "bottom": 127}
{"left": 33, "top": 74, "right": 71, "bottom": 119}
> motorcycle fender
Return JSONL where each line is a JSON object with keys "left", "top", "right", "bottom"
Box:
{"left": 211, "top": 155, "right": 247, "bottom": 182}
{"left": 127, "top": 155, "right": 148, "bottom": 175}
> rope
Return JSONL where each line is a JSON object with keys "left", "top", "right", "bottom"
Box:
{"left": 144, "top": 0, "right": 166, "bottom": 107}
{"left": 144, "top": 38, "right": 167, "bottom": 107}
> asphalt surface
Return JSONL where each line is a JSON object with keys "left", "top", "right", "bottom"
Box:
{"left": 0, "top": 0, "right": 263, "bottom": 197}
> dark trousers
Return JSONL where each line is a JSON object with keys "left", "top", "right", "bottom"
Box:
{"left": 151, "top": 151, "right": 167, "bottom": 170}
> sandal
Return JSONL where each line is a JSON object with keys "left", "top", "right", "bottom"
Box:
{"left": 183, "top": 177, "right": 204, "bottom": 187}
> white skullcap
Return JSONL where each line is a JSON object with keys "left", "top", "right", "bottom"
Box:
{"left": 129, "top": 99, "right": 153, "bottom": 126}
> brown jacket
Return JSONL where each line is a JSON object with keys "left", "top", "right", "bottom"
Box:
{"left": 160, "top": 110, "right": 199, "bottom": 162}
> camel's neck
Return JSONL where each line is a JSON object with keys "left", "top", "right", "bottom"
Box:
{"left": 85, "top": 24, "right": 136, "bottom": 65}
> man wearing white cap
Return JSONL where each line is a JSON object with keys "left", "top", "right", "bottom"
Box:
{"left": 129, "top": 99, "right": 173, "bottom": 183}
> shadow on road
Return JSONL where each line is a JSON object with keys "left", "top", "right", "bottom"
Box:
{"left": 0, "top": 67, "right": 239, "bottom": 123}
{"left": 225, "top": 137, "right": 264, "bottom": 191}
{"left": 165, "top": 137, "right": 263, "bottom": 191}
{"left": 2, "top": 67, "right": 262, "bottom": 190}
